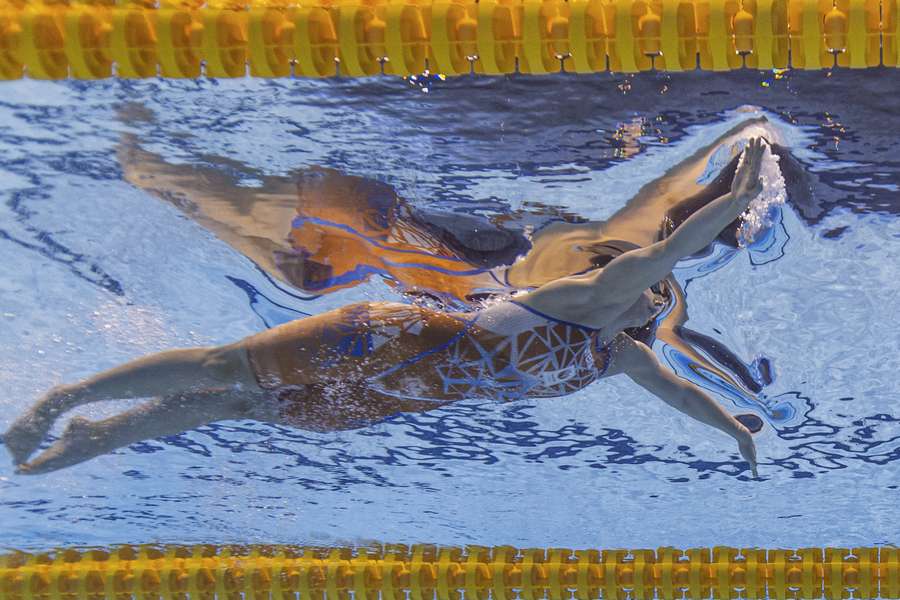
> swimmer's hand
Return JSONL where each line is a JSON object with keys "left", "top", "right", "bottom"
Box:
{"left": 731, "top": 137, "right": 765, "bottom": 206}
{"left": 735, "top": 425, "right": 759, "bottom": 478}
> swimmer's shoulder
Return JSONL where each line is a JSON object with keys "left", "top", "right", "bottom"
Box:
{"left": 506, "top": 281, "right": 617, "bottom": 332}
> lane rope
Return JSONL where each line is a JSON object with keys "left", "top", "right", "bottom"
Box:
{"left": 2, "top": 544, "right": 900, "bottom": 599}
{"left": 0, "top": 0, "right": 891, "bottom": 80}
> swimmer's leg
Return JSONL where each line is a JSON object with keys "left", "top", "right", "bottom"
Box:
{"left": 118, "top": 133, "right": 299, "bottom": 280}
{"left": 2, "top": 343, "right": 257, "bottom": 465}
{"left": 16, "top": 388, "right": 269, "bottom": 475}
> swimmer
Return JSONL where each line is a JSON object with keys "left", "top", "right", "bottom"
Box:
{"left": 2, "top": 138, "right": 768, "bottom": 477}
{"left": 119, "top": 116, "right": 792, "bottom": 398}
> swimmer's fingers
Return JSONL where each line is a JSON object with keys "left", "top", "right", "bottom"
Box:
{"left": 732, "top": 138, "right": 764, "bottom": 202}
{"left": 749, "top": 137, "right": 765, "bottom": 181}
{"left": 736, "top": 428, "right": 759, "bottom": 478}
{"left": 743, "top": 138, "right": 762, "bottom": 181}
{"left": 734, "top": 141, "right": 755, "bottom": 183}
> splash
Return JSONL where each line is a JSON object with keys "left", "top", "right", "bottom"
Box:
{"left": 403, "top": 70, "right": 446, "bottom": 93}
{"left": 736, "top": 141, "right": 787, "bottom": 247}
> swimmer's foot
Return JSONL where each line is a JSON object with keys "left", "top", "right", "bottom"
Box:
{"left": 2, "top": 387, "right": 73, "bottom": 465}
{"left": 16, "top": 417, "right": 103, "bottom": 475}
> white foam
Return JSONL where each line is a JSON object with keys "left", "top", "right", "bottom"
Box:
{"left": 736, "top": 142, "right": 788, "bottom": 247}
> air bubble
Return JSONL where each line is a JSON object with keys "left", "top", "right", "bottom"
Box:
{"left": 737, "top": 143, "right": 787, "bottom": 247}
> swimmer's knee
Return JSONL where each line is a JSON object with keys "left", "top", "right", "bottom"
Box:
{"left": 200, "top": 343, "right": 257, "bottom": 388}
{"left": 229, "top": 390, "right": 280, "bottom": 421}
{"left": 229, "top": 396, "right": 256, "bottom": 417}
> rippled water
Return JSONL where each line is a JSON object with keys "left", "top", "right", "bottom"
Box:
{"left": 1, "top": 69, "right": 900, "bottom": 551}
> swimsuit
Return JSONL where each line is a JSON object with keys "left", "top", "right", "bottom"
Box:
{"left": 369, "top": 301, "right": 610, "bottom": 401}
{"left": 248, "top": 301, "right": 612, "bottom": 404}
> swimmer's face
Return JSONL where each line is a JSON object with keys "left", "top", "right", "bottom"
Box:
{"left": 619, "top": 289, "right": 666, "bottom": 328}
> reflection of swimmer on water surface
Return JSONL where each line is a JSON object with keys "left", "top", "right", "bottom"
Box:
{"left": 118, "top": 117, "right": 807, "bottom": 302}
{"left": 117, "top": 137, "right": 524, "bottom": 302}
{"left": 279, "top": 168, "right": 530, "bottom": 299}
{"left": 3, "top": 139, "right": 770, "bottom": 476}
{"left": 118, "top": 117, "right": 796, "bottom": 412}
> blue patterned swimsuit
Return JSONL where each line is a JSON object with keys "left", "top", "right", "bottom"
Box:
{"left": 366, "top": 300, "right": 612, "bottom": 402}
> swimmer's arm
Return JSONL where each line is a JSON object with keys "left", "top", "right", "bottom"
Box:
{"left": 617, "top": 336, "right": 758, "bottom": 477}
{"left": 586, "top": 138, "right": 766, "bottom": 304}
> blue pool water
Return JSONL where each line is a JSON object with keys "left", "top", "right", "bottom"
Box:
{"left": 1, "top": 70, "right": 899, "bottom": 551}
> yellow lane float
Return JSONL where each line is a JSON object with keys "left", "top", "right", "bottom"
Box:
{"left": 2, "top": 544, "right": 900, "bottom": 599}
{"left": 0, "top": 0, "right": 896, "bottom": 79}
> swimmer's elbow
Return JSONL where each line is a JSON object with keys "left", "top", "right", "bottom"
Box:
{"left": 591, "top": 242, "right": 679, "bottom": 303}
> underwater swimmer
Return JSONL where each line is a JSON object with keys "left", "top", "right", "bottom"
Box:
{"left": 118, "top": 117, "right": 788, "bottom": 400}
{"left": 2, "top": 139, "right": 768, "bottom": 477}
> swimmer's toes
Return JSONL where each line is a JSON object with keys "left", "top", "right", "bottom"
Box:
{"left": 16, "top": 417, "right": 99, "bottom": 475}
{"left": 3, "top": 412, "right": 54, "bottom": 466}
{"left": 4, "top": 389, "right": 70, "bottom": 464}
